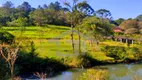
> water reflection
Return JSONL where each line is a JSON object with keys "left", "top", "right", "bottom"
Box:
{"left": 105, "top": 64, "right": 142, "bottom": 80}
{"left": 47, "top": 64, "right": 142, "bottom": 80}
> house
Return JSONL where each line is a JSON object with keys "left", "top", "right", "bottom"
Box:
{"left": 113, "top": 26, "right": 124, "bottom": 33}
{"left": 112, "top": 26, "right": 134, "bottom": 44}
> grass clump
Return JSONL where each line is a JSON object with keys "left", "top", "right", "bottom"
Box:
{"left": 68, "top": 53, "right": 102, "bottom": 68}
{"left": 77, "top": 69, "right": 109, "bottom": 80}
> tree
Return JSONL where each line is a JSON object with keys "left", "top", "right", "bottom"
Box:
{"left": 125, "top": 28, "right": 139, "bottom": 34}
{"left": 81, "top": 16, "right": 113, "bottom": 46}
{"left": 2, "top": 1, "right": 14, "bottom": 8}
{"left": 0, "top": 44, "right": 19, "bottom": 80}
{"left": 120, "top": 20, "right": 138, "bottom": 30}
{"left": 43, "top": 4, "right": 48, "bottom": 9}
{"left": 115, "top": 18, "right": 125, "bottom": 25}
{"left": 48, "top": 1, "right": 62, "bottom": 11}
{"left": 0, "top": 1, "right": 14, "bottom": 26}
{"left": 96, "top": 9, "right": 112, "bottom": 19}
{"left": 7, "top": 17, "right": 27, "bottom": 26}
{"left": 119, "top": 20, "right": 139, "bottom": 34}
{"left": 77, "top": 1, "right": 94, "bottom": 16}
{"left": 30, "top": 9, "right": 45, "bottom": 26}
{"left": 136, "top": 14, "right": 142, "bottom": 21}
{"left": 64, "top": 0, "right": 94, "bottom": 53}
{"left": 17, "top": 2, "right": 31, "bottom": 12}
{"left": 37, "top": 5, "right": 43, "bottom": 9}
{"left": 138, "top": 21, "right": 142, "bottom": 29}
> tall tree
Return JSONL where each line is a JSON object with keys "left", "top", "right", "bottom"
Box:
{"left": 17, "top": 2, "right": 31, "bottom": 12}
{"left": 30, "top": 8, "right": 45, "bottom": 26}
{"left": 64, "top": 0, "right": 94, "bottom": 53}
{"left": 48, "top": 1, "right": 62, "bottom": 11}
{"left": 96, "top": 9, "right": 112, "bottom": 19}
{"left": 81, "top": 16, "right": 113, "bottom": 46}
{"left": 0, "top": 1, "right": 14, "bottom": 26}
{"left": 43, "top": 4, "right": 48, "bottom": 9}
{"left": 2, "top": 1, "right": 14, "bottom": 8}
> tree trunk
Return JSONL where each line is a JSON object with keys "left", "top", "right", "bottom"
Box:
{"left": 77, "top": 28, "right": 81, "bottom": 54}
{"left": 71, "top": 25, "right": 75, "bottom": 53}
{"left": 9, "top": 62, "right": 14, "bottom": 80}
{"left": 11, "top": 66, "right": 14, "bottom": 80}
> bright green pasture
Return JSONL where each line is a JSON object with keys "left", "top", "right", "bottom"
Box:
{"left": 1, "top": 25, "right": 78, "bottom": 39}
{"left": 2, "top": 25, "right": 140, "bottom": 61}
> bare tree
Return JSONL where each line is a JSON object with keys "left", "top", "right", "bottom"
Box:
{"left": 34, "top": 72, "right": 47, "bottom": 79}
{"left": 0, "top": 44, "right": 19, "bottom": 80}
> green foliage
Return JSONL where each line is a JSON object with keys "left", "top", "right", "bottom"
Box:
{"left": 0, "top": 31, "right": 15, "bottom": 44}
{"left": 102, "top": 46, "right": 126, "bottom": 60}
{"left": 48, "top": 1, "right": 62, "bottom": 11}
{"left": 115, "top": 18, "right": 125, "bottom": 25}
{"left": 7, "top": 17, "right": 28, "bottom": 28}
{"left": 69, "top": 53, "right": 101, "bottom": 68}
{"left": 96, "top": 9, "right": 112, "bottom": 19}
{"left": 102, "top": 46, "right": 142, "bottom": 61}
{"left": 77, "top": 69, "right": 109, "bottom": 80}
{"left": 136, "top": 14, "right": 142, "bottom": 21}
{"left": 16, "top": 48, "right": 68, "bottom": 77}
{"left": 0, "top": 58, "right": 10, "bottom": 80}
{"left": 81, "top": 16, "right": 114, "bottom": 41}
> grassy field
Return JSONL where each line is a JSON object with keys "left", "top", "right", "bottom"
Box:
{"left": 1, "top": 25, "right": 84, "bottom": 58}
{"left": 1, "top": 25, "right": 78, "bottom": 39}
{"left": 1, "top": 25, "right": 139, "bottom": 61}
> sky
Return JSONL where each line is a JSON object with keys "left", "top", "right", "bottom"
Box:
{"left": 0, "top": 0, "right": 142, "bottom": 20}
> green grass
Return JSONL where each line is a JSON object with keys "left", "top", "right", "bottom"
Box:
{"left": 1, "top": 25, "right": 78, "bottom": 39}
{"left": 1, "top": 25, "right": 141, "bottom": 61}
{"left": 0, "top": 25, "right": 88, "bottom": 58}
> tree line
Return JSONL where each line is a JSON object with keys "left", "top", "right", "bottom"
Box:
{"left": 0, "top": 1, "right": 115, "bottom": 27}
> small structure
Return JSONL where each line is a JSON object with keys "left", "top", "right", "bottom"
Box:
{"left": 113, "top": 26, "right": 124, "bottom": 33}
{"left": 113, "top": 36, "right": 134, "bottom": 44}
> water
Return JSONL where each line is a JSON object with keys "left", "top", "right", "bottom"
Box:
{"left": 47, "top": 63, "right": 142, "bottom": 80}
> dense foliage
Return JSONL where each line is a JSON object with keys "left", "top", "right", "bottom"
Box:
{"left": 102, "top": 46, "right": 142, "bottom": 61}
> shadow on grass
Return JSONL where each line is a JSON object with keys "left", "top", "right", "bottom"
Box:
{"left": 15, "top": 41, "right": 69, "bottom": 79}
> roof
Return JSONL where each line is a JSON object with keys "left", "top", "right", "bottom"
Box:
{"left": 113, "top": 26, "right": 123, "bottom": 33}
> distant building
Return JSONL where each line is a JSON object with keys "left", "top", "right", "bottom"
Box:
{"left": 113, "top": 26, "right": 124, "bottom": 33}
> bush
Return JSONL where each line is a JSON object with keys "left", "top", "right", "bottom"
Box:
{"left": 0, "top": 58, "right": 10, "bottom": 80}
{"left": 102, "top": 46, "right": 142, "bottom": 61}
{"left": 0, "top": 31, "right": 15, "bottom": 44}
{"left": 77, "top": 69, "right": 109, "bottom": 80}
{"left": 102, "top": 46, "right": 126, "bottom": 60}
{"left": 69, "top": 53, "right": 101, "bottom": 68}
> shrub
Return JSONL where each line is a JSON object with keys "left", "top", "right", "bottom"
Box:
{"left": 0, "top": 58, "right": 10, "bottom": 80}
{"left": 77, "top": 69, "right": 109, "bottom": 80}
{"left": 102, "top": 46, "right": 142, "bottom": 61}
{"left": 0, "top": 31, "right": 15, "bottom": 44}
{"left": 102, "top": 46, "right": 127, "bottom": 60}
{"left": 69, "top": 53, "right": 101, "bottom": 68}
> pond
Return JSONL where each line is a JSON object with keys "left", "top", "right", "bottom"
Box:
{"left": 47, "top": 63, "right": 142, "bottom": 80}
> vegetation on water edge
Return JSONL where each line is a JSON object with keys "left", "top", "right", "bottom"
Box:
{"left": 77, "top": 68, "right": 109, "bottom": 80}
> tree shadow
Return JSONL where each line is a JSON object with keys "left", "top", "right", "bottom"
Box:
{"left": 15, "top": 41, "right": 68, "bottom": 79}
